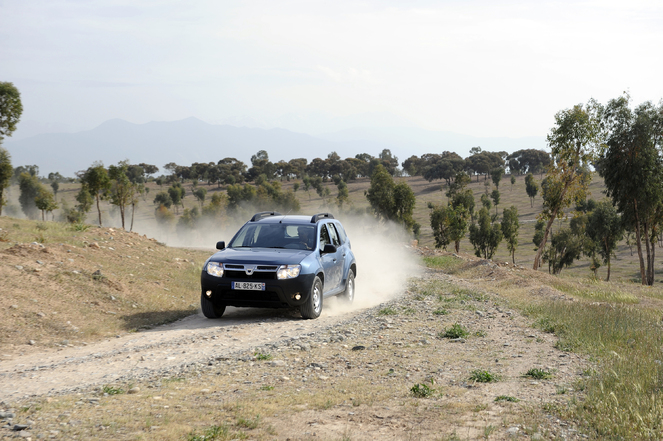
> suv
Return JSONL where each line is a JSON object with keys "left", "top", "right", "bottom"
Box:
{"left": 200, "top": 212, "right": 357, "bottom": 319}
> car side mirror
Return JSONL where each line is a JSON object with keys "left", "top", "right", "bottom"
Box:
{"left": 216, "top": 241, "right": 225, "bottom": 250}
{"left": 322, "top": 244, "right": 337, "bottom": 254}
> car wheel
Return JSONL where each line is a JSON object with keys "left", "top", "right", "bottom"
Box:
{"left": 300, "top": 276, "right": 323, "bottom": 319}
{"left": 339, "top": 270, "right": 355, "bottom": 304}
{"left": 201, "top": 291, "right": 226, "bottom": 318}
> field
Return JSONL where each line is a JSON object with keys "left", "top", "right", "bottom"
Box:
{"left": 2, "top": 171, "right": 646, "bottom": 282}
{"left": 3, "top": 173, "right": 663, "bottom": 439}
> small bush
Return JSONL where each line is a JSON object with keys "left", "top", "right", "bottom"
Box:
{"left": 524, "top": 368, "right": 552, "bottom": 380}
{"left": 187, "top": 425, "right": 229, "bottom": 441}
{"left": 237, "top": 415, "right": 260, "bottom": 429}
{"left": 432, "top": 308, "right": 449, "bottom": 316}
{"left": 439, "top": 323, "right": 469, "bottom": 339}
{"left": 495, "top": 395, "right": 519, "bottom": 402}
{"left": 378, "top": 306, "right": 398, "bottom": 316}
{"left": 469, "top": 369, "right": 498, "bottom": 383}
{"left": 254, "top": 352, "right": 272, "bottom": 361}
{"left": 102, "top": 385, "right": 124, "bottom": 395}
{"left": 410, "top": 382, "right": 434, "bottom": 398}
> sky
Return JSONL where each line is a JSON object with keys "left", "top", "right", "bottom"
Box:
{"left": 1, "top": 0, "right": 662, "bottom": 139}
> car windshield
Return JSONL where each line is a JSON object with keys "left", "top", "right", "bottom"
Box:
{"left": 229, "top": 224, "right": 316, "bottom": 250}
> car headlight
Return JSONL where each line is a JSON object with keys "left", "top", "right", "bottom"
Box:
{"left": 277, "top": 264, "right": 301, "bottom": 279}
{"left": 206, "top": 261, "right": 224, "bottom": 277}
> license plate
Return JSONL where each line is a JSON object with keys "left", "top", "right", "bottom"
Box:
{"left": 232, "top": 281, "right": 266, "bottom": 291}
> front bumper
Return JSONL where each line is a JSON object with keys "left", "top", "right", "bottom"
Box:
{"left": 200, "top": 271, "right": 315, "bottom": 309}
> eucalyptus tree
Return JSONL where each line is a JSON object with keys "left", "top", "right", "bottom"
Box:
{"left": 599, "top": 95, "right": 663, "bottom": 285}
{"left": 586, "top": 200, "right": 623, "bottom": 281}
{"left": 80, "top": 164, "right": 111, "bottom": 226}
{"left": 533, "top": 100, "right": 602, "bottom": 270}
{"left": 0, "top": 82, "right": 22, "bottom": 143}
{"left": 501, "top": 206, "right": 519, "bottom": 264}
{"left": 0, "top": 148, "right": 12, "bottom": 215}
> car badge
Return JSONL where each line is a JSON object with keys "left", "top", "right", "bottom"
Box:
{"left": 245, "top": 265, "right": 256, "bottom": 275}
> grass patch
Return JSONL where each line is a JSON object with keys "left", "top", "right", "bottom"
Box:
{"left": 423, "top": 255, "right": 462, "bottom": 272}
{"left": 102, "top": 385, "right": 124, "bottom": 395}
{"left": 432, "top": 308, "right": 449, "bottom": 316}
{"left": 469, "top": 370, "right": 498, "bottom": 383}
{"left": 523, "top": 368, "right": 552, "bottom": 380}
{"left": 439, "top": 323, "right": 469, "bottom": 339}
{"left": 236, "top": 415, "right": 260, "bottom": 430}
{"left": 378, "top": 306, "right": 398, "bottom": 316}
{"left": 495, "top": 395, "right": 519, "bottom": 402}
{"left": 187, "top": 424, "right": 232, "bottom": 441}
{"left": 410, "top": 382, "right": 435, "bottom": 398}
{"left": 254, "top": 352, "right": 272, "bottom": 361}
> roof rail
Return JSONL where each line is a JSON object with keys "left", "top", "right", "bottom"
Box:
{"left": 311, "top": 213, "right": 334, "bottom": 223}
{"left": 250, "top": 211, "right": 283, "bottom": 222}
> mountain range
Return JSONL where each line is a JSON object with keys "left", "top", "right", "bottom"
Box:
{"left": 3, "top": 117, "right": 546, "bottom": 177}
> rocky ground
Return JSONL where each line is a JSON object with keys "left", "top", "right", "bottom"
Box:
{"left": 0, "top": 252, "right": 589, "bottom": 441}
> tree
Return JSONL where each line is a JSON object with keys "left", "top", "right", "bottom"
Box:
{"left": 0, "top": 82, "right": 23, "bottom": 143}
{"left": 108, "top": 162, "right": 134, "bottom": 230}
{"left": 501, "top": 206, "right": 520, "bottom": 264}
{"left": 491, "top": 189, "right": 500, "bottom": 216}
{"left": 365, "top": 164, "right": 416, "bottom": 232}
{"left": 168, "top": 182, "right": 185, "bottom": 214}
{"left": 429, "top": 203, "right": 468, "bottom": 252}
{"left": 506, "top": 149, "right": 551, "bottom": 176}
{"left": 490, "top": 167, "right": 505, "bottom": 189}
{"left": 35, "top": 186, "right": 57, "bottom": 221}
{"left": 80, "top": 164, "right": 111, "bottom": 226}
{"left": 543, "top": 227, "right": 584, "bottom": 275}
{"left": 18, "top": 172, "right": 41, "bottom": 219}
{"left": 480, "top": 193, "right": 492, "bottom": 211}
{"left": 599, "top": 95, "right": 663, "bottom": 285}
{"left": 469, "top": 207, "right": 503, "bottom": 259}
{"left": 153, "top": 191, "right": 173, "bottom": 208}
{"left": 193, "top": 187, "right": 207, "bottom": 207}
{"left": 525, "top": 173, "right": 538, "bottom": 208}
{"left": 336, "top": 180, "right": 349, "bottom": 208}
{"left": 533, "top": 100, "right": 601, "bottom": 270}
{"left": 0, "top": 148, "right": 12, "bottom": 215}
{"left": 584, "top": 201, "right": 623, "bottom": 281}
{"left": 510, "top": 175, "right": 516, "bottom": 191}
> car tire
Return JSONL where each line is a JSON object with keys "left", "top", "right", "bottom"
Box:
{"left": 201, "top": 291, "right": 226, "bottom": 318}
{"left": 300, "top": 276, "right": 323, "bottom": 319}
{"left": 339, "top": 270, "right": 355, "bottom": 304}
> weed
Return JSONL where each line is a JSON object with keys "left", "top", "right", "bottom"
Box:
{"left": 254, "top": 352, "right": 272, "bottom": 361}
{"left": 410, "top": 382, "right": 435, "bottom": 398}
{"left": 439, "top": 323, "right": 469, "bottom": 339}
{"left": 495, "top": 395, "right": 519, "bottom": 402}
{"left": 533, "top": 316, "right": 560, "bottom": 334}
{"left": 260, "top": 385, "right": 274, "bottom": 391}
{"left": 556, "top": 385, "right": 567, "bottom": 394}
{"left": 474, "top": 330, "right": 487, "bottom": 337}
{"left": 36, "top": 223, "right": 48, "bottom": 231}
{"left": 469, "top": 369, "right": 498, "bottom": 383}
{"left": 484, "top": 424, "right": 497, "bottom": 437}
{"left": 524, "top": 368, "right": 552, "bottom": 380}
{"left": 70, "top": 223, "right": 90, "bottom": 232}
{"left": 34, "top": 233, "right": 45, "bottom": 243}
{"left": 0, "top": 230, "right": 9, "bottom": 242}
{"left": 432, "top": 308, "right": 449, "bottom": 316}
{"left": 423, "top": 255, "right": 461, "bottom": 271}
{"left": 401, "top": 307, "right": 416, "bottom": 315}
{"left": 473, "top": 403, "right": 488, "bottom": 412}
{"left": 236, "top": 414, "right": 260, "bottom": 429}
{"left": 378, "top": 306, "right": 398, "bottom": 316}
{"left": 102, "top": 385, "right": 124, "bottom": 395}
{"left": 187, "top": 424, "right": 229, "bottom": 441}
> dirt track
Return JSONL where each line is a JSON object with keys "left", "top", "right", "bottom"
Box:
{"left": 0, "top": 304, "right": 365, "bottom": 402}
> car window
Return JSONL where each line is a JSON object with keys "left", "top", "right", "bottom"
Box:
{"left": 319, "top": 224, "right": 331, "bottom": 250}
{"left": 334, "top": 222, "right": 347, "bottom": 243}
{"left": 328, "top": 223, "right": 341, "bottom": 246}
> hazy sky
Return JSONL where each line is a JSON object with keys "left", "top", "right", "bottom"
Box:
{"left": 1, "top": 0, "right": 662, "bottom": 138}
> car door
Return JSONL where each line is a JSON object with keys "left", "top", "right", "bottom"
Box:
{"left": 327, "top": 222, "right": 345, "bottom": 288}
{"left": 318, "top": 223, "right": 341, "bottom": 293}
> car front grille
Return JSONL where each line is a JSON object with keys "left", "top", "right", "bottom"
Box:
{"left": 222, "top": 263, "right": 278, "bottom": 280}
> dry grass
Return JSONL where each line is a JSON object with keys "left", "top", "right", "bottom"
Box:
{"left": 0, "top": 217, "right": 210, "bottom": 350}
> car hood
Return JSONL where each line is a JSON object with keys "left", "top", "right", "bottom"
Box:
{"left": 210, "top": 248, "right": 312, "bottom": 265}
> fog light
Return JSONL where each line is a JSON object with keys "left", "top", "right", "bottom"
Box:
{"left": 295, "top": 294, "right": 301, "bottom": 300}
{"left": 205, "top": 290, "right": 213, "bottom": 298}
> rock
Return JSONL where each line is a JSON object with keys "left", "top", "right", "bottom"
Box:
{"left": 9, "top": 305, "right": 18, "bottom": 309}
{"left": 89, "top": 242, "right": 100, "bottom": 249}
{"left": 36, "top": 312, "right": 45, "bottom": 318}
{"left": 269, "top": 360, "right": 286, "bottom": 367}
{"left": 13, "top": 424, "right": 30, "bottom": 431}
{"left": 18, "top": 430, "right": 32, "bottom": 438}
{"left": 15, "top": 265, "right": 23, "bottom": 270}
{"left": 127, "top": 387, "right": 140, "bottom": 394}
{"left": 0, "top": 412, "right": 16, "bottom": 419}
{"left": 506, "top": 426, "right": 519, "bottom": 437}
{"left": 28, "top": 340, "right": 36, "bottom": 345}
{"left": 351, "top": 345, "right": 366, "bottom": 351}
{"left": 36, "top": 260, "right": 43, "bottom": 265}
{"left": 450, "top": 338, "right": 466, "bottom": 343}
{"left": 475, "top": 311, "right": 485, "bottom": 317}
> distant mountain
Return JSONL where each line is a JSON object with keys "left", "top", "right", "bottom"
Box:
{"left": 3, "top": 117, "right": 546, "bottom": 177}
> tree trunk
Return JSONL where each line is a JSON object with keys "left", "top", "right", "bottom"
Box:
{"left": 130, "top": 202, "right": 135, "bottom": 232}
{"left": 533, "top": 211, "right": 557, "bottom": 270}
{"left": 454, "top": 240, "right": 460, "bottom": 253}
{"left": 606, "top": 256, "right": 611, "bottom": 282}
{"left": 96, "top": 195, "right": 103, "bottom": 226}
{"left": 41, "top": 210, "right": 45, "bottom": 221}
{"left": 634, "top": 205, "right": 646, "bottom": 285}
{"left": 512, "top": 249, "right": 515, "bottom": 264}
